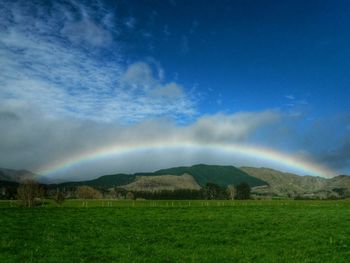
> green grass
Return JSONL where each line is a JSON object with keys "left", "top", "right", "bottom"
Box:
{"left": 1, "top": 200, "right": 350, "bottom": 262}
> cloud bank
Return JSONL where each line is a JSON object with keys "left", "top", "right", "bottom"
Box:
{"left": 0, "top": 108, "right": 280, "bottom": 178}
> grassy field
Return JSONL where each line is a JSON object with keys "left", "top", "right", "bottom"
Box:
{"left": 1, "top": 200, "right": 350, "bottom": 262}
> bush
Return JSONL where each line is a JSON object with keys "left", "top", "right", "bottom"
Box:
{"left": 202, "top": 183, "right": 228, "bottom": 200}
{"left": 235, "top": 182, "right": 251, "bottom": 200}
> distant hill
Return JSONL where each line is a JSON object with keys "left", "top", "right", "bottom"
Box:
{"left": 0, "top": 168, "right": 36, "bottom": 183}
{"left": 154, "top": 164, "right": 267, "bottom": 187}
{"left": 323, "top": 175, "right": 350, "bottom": 197}
{"left": 51, "top": 164, "right": 267, "bottom": 190}
{"left": 241, "top": 167, "right": 350, "bottom": 198}
{"left": 122, "top": 173, "right": 201, "bottom": 192}
{"left": 5, "top": 164, "right": 349, "bottom": 199}
{"left": 53, "top": 173, "right": 137, "bottom": 189}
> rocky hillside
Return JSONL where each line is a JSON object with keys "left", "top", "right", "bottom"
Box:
{"left": 121, "top": 173, "right": 201, "bottom": 192}
{"left": 241, "top": 167, "right": 350, "bottom": 198}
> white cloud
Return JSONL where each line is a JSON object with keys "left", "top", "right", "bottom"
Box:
{"left": 61, "top": 18, "right": 112, "bottom": 47}
{"left": 185, "top": 111, "right": 280, "bottom": 143}
{"left": 122, "top": 62, "right": 155, "bottom": 88}
{"left": 153, "top": 83, "right": 184, "bottom": 98}
{"left": 0, "top": 1, "right": 196, "bottom": 123}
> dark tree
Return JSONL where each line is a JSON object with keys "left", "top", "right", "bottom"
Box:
{"left": 1, "top": 186, "right": 17, "bottom": 200}
{"left": 235, "top": 182, "right": 251, "bottom": 200}
{"left": 332, "top": 188, "right": 347, "bottom": 199}
{"left": 202, "top": 183, "right": 228, "bottom": 200}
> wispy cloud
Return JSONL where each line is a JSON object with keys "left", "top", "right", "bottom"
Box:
{"left": 0, "top": 0, "right": 196, "bottom": 123}
{"left": 61, "top": 18, "right": 113, "bottom": 47}
{"left": 282, "top": 95, "right": 310, "bottom": 118}
{"left": 124, "top": 16, "right": 137, "bottom": 30}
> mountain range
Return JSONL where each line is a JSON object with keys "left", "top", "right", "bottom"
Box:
{"left": 1, "top": 164, "right": 349, "bottom": 198}
{"left": 240, "top": 167, "right": 350, "bottom": 198}
{"left": 0, "top": 168, "right": 36, "bottom": 183}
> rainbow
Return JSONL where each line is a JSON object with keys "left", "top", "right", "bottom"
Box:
{"left": 36, "top": 141, "right": 336, "bottom": 179}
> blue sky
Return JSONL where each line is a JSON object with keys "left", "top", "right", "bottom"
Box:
{"left": 0, "top": 0, "right": 349, "bottom": 179}
{"left": 106, "top": 0, "right": 350, "bottom": 115}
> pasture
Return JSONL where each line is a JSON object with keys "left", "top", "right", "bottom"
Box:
{"left": 1, "top": 200, "right": 350, "bottom": 262}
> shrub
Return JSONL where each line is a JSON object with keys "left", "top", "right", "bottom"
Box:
{"left": 235, "top": 182, "right": 251, "bottom": 200}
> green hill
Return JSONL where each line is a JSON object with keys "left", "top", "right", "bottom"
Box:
{"left": 54, "top": 173, "right": 137, "bottom": 189}
{"left": 154, "top": 164, "right": 267, "bottom": 187}
{"left": 51, "top": 164, "right": 267, "bottom": 189}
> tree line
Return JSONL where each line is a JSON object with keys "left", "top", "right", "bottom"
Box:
{"left": 3, "top": 180, "right": 252, "bottom": 207}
